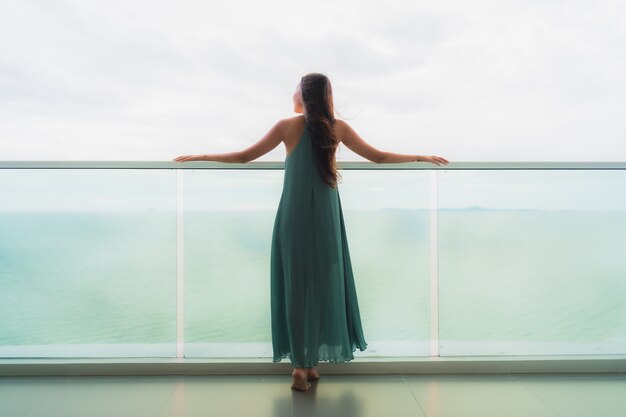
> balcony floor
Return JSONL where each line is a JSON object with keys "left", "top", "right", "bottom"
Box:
{"left": 1, "top": 373, "right": 625, "bottom": 417}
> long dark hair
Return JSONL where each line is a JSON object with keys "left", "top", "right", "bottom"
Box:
{"left": 299, "top": 73, "right": 342, "bottom": 189}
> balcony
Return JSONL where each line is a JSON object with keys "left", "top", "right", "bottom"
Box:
{"left": 1, "top": 161, "right": 625, "bottom": 415}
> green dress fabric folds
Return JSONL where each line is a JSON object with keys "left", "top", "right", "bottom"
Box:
{"left": 270, "top": 121, "right": 368, "bottom": 368}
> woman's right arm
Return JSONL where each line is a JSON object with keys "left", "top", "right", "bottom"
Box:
{"left": 173, "top": 119, "right": 285, "bottom": 163}
{"left": 338, "top": 120, "right": 449, "bottom": 166}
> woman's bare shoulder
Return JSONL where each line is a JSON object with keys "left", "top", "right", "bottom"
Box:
{"left": 279, "top": 115, "right": 347, "bottom": 141}
{"left": 333, "top": 119, "right": 349, "bottom": 142}
{"left": 282, "top": 115, "right": 306, "bottom": 124}
{"left": 279, "top": 115, "right": 306, "bottom": 131}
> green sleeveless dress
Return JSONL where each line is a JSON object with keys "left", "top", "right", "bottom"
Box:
{"left": 270, "top": 120, "right": 368, "bottom": 368}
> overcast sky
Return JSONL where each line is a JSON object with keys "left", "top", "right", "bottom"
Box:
{"left": 1, "top": 0, "right": 625, "bottom": 162}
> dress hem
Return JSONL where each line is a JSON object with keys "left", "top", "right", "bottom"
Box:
{"left": 272, "top": 342, "right": 369, "bottom": 368}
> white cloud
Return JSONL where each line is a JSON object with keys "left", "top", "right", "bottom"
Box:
{"left": 1, "top": 0, "right": 625, "bottom": 161}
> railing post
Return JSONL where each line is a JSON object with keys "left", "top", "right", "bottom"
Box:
{"left": 176, "top": 169, "right": 185, "bottom": 358}
{"left": 430, "top": 169, "right": 439, "bottom": 357}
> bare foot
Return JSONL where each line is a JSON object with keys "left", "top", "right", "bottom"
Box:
{"left": 291, "top": 369, "right": 311, "bottom": 391}
{"left": 307, "top": 367, "right": 320, "bottom": 380}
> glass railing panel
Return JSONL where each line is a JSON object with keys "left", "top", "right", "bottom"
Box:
{"left": 339, "top": 170, "right": 432, "bottom": 357}
{"left": 437, "top": 169, "right": 626, "bottom": 356}
{"left": 183, "top": 169, "right": 283, "bottom": 358}
{"left": 183, "top": 168, "right": 432, "bottom": 358}
{"left": 0, "top": 169, "right": 177, "bottom": 358}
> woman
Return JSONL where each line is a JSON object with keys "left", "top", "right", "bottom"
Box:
{"left": 173, "top": 73, "right": 449, "bottom": 391}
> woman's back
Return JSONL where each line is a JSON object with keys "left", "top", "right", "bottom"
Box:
{"left": 280, "top": 115, "right": 341, "bottom": 156}
{"left": 280, "top": 115, "right": 387, "bottom": 164}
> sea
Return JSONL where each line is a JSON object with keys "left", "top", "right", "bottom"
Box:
{"left": 1, "top": 207, "right": 625, "bottom": 358}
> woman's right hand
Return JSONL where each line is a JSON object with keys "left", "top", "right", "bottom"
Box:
{"left": 173, "top": 155, "right": 204, "bottom": 162}
{"left": 419, "top": 155, "right": 449, "bottom": 166}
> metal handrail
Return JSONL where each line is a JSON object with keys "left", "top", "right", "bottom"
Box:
{"left": 1, "top": 161, "right": 625, "bottom": 170}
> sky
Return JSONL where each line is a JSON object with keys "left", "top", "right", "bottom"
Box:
{"left": 1, "top": 0, "right": 625, "bottom": 162}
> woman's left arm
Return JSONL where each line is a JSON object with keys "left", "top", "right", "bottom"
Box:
{"left": 173, "top": 120, "right": 284, "bottom": 163}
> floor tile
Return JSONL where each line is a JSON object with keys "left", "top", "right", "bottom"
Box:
{"left": 22, "top": 375, "right": 183, "bottom": 417}
{"left": 510, "top": 373, "right": 626, "bottom": 417}
{"left": 0, "top": 376, "right": 72, "bottom": 417}
{"left": 404, "top": 374, "right": 560, "bottom": 417}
